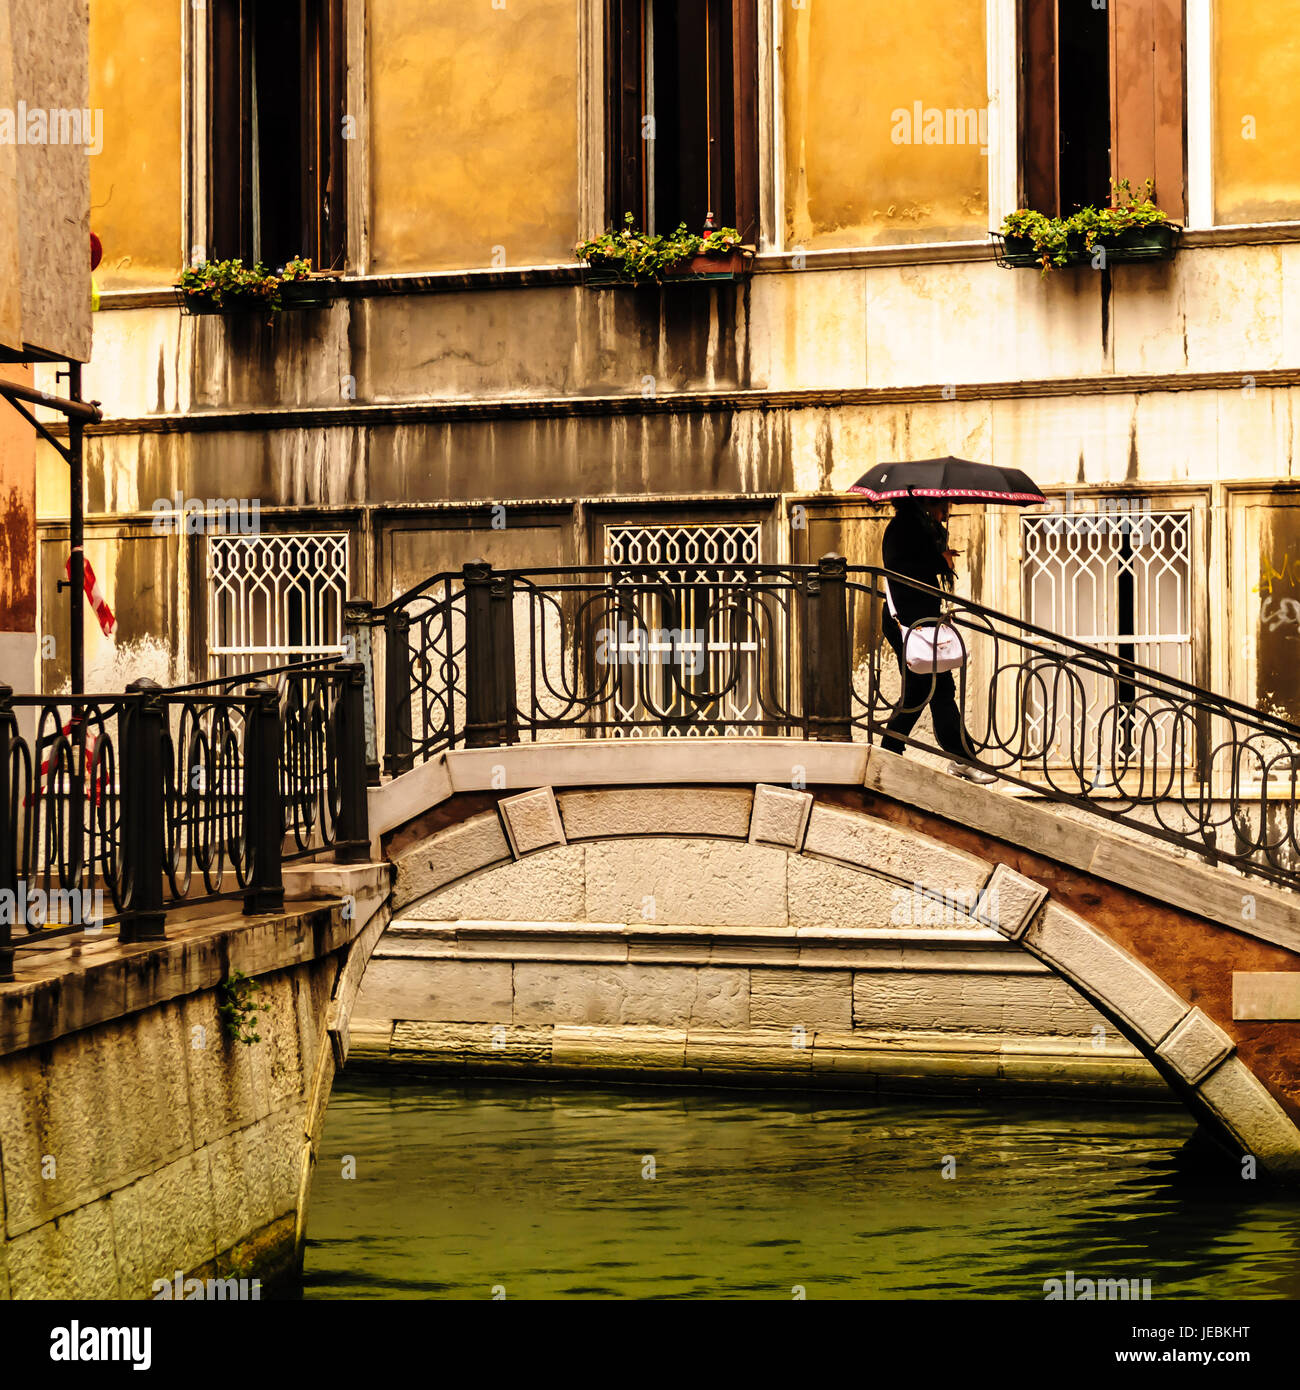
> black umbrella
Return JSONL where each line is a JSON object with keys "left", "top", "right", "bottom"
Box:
{"left": 848, "top": 456, "right": 1046, "bottom": 506}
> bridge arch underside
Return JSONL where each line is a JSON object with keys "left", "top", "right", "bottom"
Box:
{"left": 375, "top": 761, "right": 1300, "bottom": 1182}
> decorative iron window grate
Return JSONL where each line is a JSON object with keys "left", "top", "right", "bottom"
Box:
{"left": 603, "top": 522, "right": 770, "bottom": 736}
{"left": 1021, "top": 510, "right": 1193, "bottom": 770}
{"left": 207, "top": 533, "right": 349, "bottom": 678}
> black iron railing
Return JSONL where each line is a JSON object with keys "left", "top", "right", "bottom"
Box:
{"left": 0, "top": 660, "right": 370, "bottom": 980}
{"left": 364, "top": 557, "right": 1300, "bottom": 890}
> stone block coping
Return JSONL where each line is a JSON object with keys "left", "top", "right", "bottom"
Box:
{"left": 0, "top": 862, "right": 388, "bottom": 1058}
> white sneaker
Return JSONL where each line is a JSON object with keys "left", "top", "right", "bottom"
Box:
{"left": 947, "top": 761, "right": 998, "bottom": 785}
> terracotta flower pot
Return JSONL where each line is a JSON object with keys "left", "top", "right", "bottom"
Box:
{"left": 665, "top": 248, "right": 752, "bottom": 280}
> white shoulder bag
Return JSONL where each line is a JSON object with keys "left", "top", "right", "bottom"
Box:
{"left": 883, "top": 578, "right": 967, "bottom": 674}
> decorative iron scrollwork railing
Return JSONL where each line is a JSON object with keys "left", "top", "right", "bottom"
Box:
{"left": 368, "top": 558, "right": 1300, "bottom": 891}
{"left": 0, "top": 659, "right": 371, "bottom": 981}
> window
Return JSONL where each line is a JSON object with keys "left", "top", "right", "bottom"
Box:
{"left": 209, "top": 0, "right": 348, "bottom": 270}
{"left": 208, "top": 533, "right": 348, "bottom": 678}
{"left": 603, "top": 521, "right": 772, "bottom": 735}
{"left": 1021, "top": 508, "right": 1192, "bottom": 767}
{"left": 606, "top": 0, "right": 759, "bottom": 239}
{"left": 1019, "top": 0, "right": 1185, "bottom": 220}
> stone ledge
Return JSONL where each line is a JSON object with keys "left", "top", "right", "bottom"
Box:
{"left": 0, "top": 901, "right": 355, "bottom": 1058}
{"left": 346, "top": 1020, "right": 1168, "bottom": 1096}
{"left": 1233, "top": 972, "right": 1300, "bottom": 1020}
{"left": 370, "top": 919, "right": 1051, "bottom": 974}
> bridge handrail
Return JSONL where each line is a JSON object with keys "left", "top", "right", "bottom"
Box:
{"left": 0, "top": 660, "right": 372, "bottom": 981}
{"left": 373, "top": 561, "right": 1300, "bottom": 738}
{"left": 365, "top": 557, "right": 1300, "bottom": 892}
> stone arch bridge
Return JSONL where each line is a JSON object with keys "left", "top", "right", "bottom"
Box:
{"left": 353, "top": 738, "right": 1300, "bottom": 1182}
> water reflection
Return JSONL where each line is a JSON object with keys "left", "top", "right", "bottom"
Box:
{"left": 302, "top": 1079, "right": 1300, "bottom": 1300}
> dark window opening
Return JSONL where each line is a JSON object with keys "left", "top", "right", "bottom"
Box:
{"left": 1020, "top": 0, "right": 1185, "bottom": 221}
{"left": 1056, "top": 1, "right": 1111, "bottom": 214}
{"left": 607, "top": 0, "right": 758, "bottom": 240}
{"left": 209, "top": 0, "right": 347, "bottom": 271}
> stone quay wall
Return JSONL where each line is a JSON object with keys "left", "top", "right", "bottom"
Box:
{"left": 0, "top": 863, "right": 388, "bottom": 1300}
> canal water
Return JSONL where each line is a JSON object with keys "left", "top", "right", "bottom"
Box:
{"left": 302, "top": 1076, "right": 1300, "bottom": 1300}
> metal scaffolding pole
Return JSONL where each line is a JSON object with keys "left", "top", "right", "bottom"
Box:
{"left": 0, "top": 357, "right": 102, "bottom": 697}
{"left": 67, "top": 362, "right": 85, "bottom": 696}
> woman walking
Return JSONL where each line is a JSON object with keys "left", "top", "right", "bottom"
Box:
{"left": 879, "top": 496, "right": 996, "bottom": 783}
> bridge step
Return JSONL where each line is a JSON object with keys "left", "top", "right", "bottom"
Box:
{"left": 345, "top": 1019, "right": 1166, "bottom": 1098}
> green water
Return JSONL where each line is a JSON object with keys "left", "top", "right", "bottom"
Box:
{"left": 302, "top": 1077, "right": 1300, "bottom": 1300}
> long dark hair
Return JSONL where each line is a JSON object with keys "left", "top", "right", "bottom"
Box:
{"left": 893, "top": 496, "right": 954, "bottom": 591}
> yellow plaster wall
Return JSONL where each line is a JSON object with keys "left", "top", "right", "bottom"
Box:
{"left": 369, "top": 0, "right": 580, "bottom": 272}
{"left": 88, "top": 0, "right": 182, "bottom": 288}
{"left": 0, "top": 0, "right": 21, "bottom": 350}
{"left": 783, "top": 0, "right": 988, "bottom": 249}
{"left": 1214, "top": 0, "right": 1300, "bottom": 225}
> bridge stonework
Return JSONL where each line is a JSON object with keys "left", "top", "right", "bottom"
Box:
{"left": 360, "top": 741, "right": 1300, "bottom": 1181}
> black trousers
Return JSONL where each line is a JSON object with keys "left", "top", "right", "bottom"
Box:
{"left": 881, "top": 617, "right": 976, "bottom": 759}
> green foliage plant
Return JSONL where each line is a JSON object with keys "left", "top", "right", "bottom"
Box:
{"left": 218, "top": 969, "right": 264, "bottom": 1045}
{"left": 176, "top": 255, "right": 316, "bottom": 315}
{"left": 576, "top": 213, "right": 745, "bottom": 284}
{"left": 1000, "top": 179, "right": 1176, "bottom": 276}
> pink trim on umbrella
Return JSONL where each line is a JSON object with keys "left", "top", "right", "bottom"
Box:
{"left": 848, "top": 485, "right": 1046, "bottom": 504}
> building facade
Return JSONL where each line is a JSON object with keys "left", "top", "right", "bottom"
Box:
{"left": 35, "top": 0, "right": 1300, "bottom": 747}
{"left": 2, "top": 0, "right": 91, "bottom": 694}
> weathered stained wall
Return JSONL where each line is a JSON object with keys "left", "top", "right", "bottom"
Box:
{"left": 782, "top": 0, "right": 988, "bottom": 248}
{"left": 1213, "top": 0, "right": 1300, "bottom": 225}
{"left": 8, "top": 0, "right": 91, "bottom": 360}
{"left": 368, "top": 0, "right": 580, "bottom": 272}
{"left": 0, "top": 0, "right": 22, "bottom": 349}
{"left": 88, "top": 0, "right": 182, "bottom": 290}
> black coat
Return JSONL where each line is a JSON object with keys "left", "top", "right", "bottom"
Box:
{"left": 881, "top": 507, "right": 950, "bottom": 629}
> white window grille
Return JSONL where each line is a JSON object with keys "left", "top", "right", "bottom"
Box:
{"left": 1021, "top": 510, "right": 1193, "bottom": 768}
{"left": 603, "top": 522, "right": 768, "bottom": 736}
{"left": 207, "top": 533, "right": 349, "bottom": 678}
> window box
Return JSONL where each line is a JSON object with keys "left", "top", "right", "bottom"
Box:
{"left": 174, "top": 287, "right": 273, "bottom": 316}
{"left": 578, "top": 220, "right": 754, "bottom": 289}
{"left": 1094, "top": 223, "right": 1182, "bottom": 264}
{"left": 994, "top": 224, "right": 1182, "bottom": 272}
{"left": 995, "top": 182, "right": 1182, "bottom": 275}
{"left": 174, "top": 256, "right": 335, "bottom": 316}
{"left": 279, "top": 271, "right": 342, "bottom": 309}
{"left": 665, "top": 248, "right": 755, "bottom": 282}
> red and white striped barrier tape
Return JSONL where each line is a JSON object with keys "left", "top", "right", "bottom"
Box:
{"left": 66, "top": 553, "right": 116, "bottom": 638}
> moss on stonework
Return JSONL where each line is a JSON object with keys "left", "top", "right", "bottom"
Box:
{"left": 173, "top": 1213, "right": 299, "bottom": 1300}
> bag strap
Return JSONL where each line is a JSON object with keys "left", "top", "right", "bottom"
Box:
{"left": 886, "top": 576, "right": 957, "bottom": 629}
{"left": 883, "top": 577, "right": 901, "bottom": 625}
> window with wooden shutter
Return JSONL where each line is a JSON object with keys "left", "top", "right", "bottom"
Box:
{"left": 1019, "top": 0, "right": 1186, "bottom": 220}
{"left": 605, "top": 0, "right": 759, "bottom": 241}
{"left": 209, "top": 0, "right": 348, "bottom": 271}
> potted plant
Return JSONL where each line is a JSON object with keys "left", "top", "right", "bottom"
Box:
{"left": 576, "top": 214, "right": 753, "bottom": 286}
{"left": 175, "top": 258, "right": 282, "bottom": 314}
{"left": 576, "top": 214, "right": 691, "bottom": 286}
{"left": 994, "top": 179, "right": 1181, "bottom": 276}
{"left": 278, "top": 256, "right": 340, "bottom": 308}
{"left": 1077, "top": 179, "right": 1182, "bottom": 264}
{"left": 668, "top": 220, "right": 753, "bottom": 280}
{"left": 994, "top": 209, "right": 1080, "bottom": 273}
